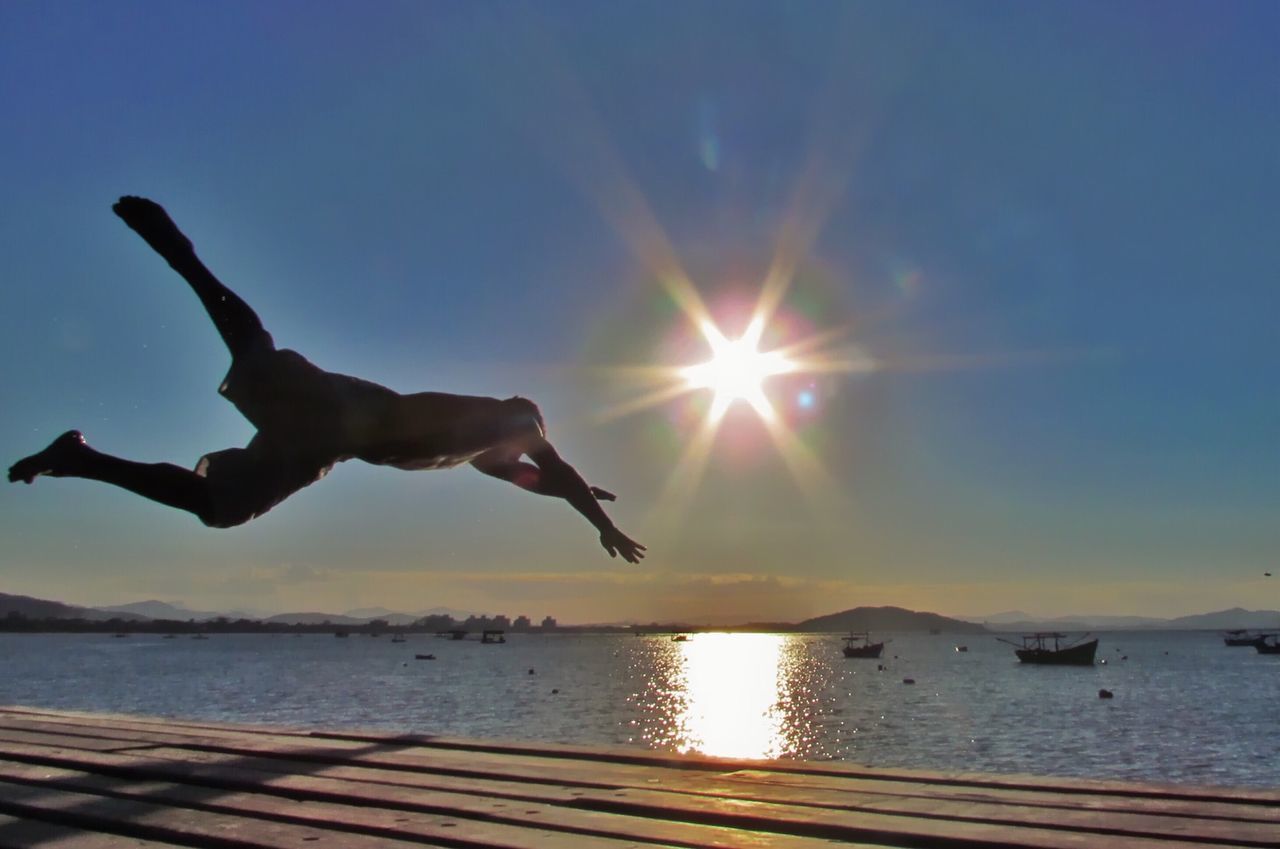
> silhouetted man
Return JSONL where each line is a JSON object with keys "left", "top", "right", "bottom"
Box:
{"left": 9, "top": 197, "right": 645, "bottom": 564}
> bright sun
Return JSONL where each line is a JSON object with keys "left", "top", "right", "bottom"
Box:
{"left": 680, "top": 317, "right": 795, "bottom": 422}
{"left": 594, "top": 282, "right": 874, "bottom": 527}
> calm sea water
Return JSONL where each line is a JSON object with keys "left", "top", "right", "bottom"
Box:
{"left": 1, "top": 630, "right": 1276, "bottom": 787}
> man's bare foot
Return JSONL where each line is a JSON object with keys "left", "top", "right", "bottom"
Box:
{"left": 112, "top": 196, "right": 193, "bottom": 259}
{"left": 8, "top": 431, "right": 88, "bottom": 484}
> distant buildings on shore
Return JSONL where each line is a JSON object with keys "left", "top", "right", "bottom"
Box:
{"left": 412, "top": 612, "right": 557, "bottom": 632}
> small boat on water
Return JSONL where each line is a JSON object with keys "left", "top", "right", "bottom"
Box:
{"left": 390, "top": 635, "right": 406, "bottom": 643}
{"left": 1223, "top": 630, "right": 1263, "bottom": 647}
{"left": 481, "top": 630, "right": 506, "bottom": 644}
{"left": 415, "top": 653, "right": 436, "bottom": 660}
{"left": 1255, "top": 635, "right": 1280, "bottom": 655}
{"left": 1000, "top": 632, "right": 1098, "bottom": 665}
{"left": 842, "top": 632, "right": 884, "bottom": 659}
{"left": 671, "top": 634, "right": 689, "bottom": 642}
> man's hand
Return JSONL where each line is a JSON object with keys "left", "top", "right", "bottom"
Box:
{"left": 589, "top": 486, "right": 616, "bottom": 502}
{"left": 600, "top": 526, "right": 646, "bottom": 564}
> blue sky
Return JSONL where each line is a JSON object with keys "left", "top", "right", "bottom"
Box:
{"left": 2, "top": 1, "right": 1276, "bottom": 623}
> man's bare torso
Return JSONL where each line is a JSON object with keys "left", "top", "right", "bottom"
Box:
{"left": 220, "top": 348, "right": 529, "bottom": 470}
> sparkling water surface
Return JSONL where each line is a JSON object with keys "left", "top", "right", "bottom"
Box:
{"left": 1, "top": 630, "right": 1276, "bottom": 787}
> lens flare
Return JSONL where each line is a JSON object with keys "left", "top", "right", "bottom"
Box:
{"left": 679, "top": 318, "right": 797, "bottom": 423}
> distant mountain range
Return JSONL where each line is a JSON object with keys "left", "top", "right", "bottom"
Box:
{"left": 4, "top": 590, "right": 1278, "bottom": 632}
{"left": 963, "top": 607, "right": 1280, "bottom": 632}
{"left": 792, "top": 606, "right": 987, "bottom": 634}
{"left": 0, "top": 593, "right": 147, "bottom": 622}
{"left": 263, "top": 612, "right": 389, "bottom": 626}
{"left": 98, "top": 600, "right": 259, "bottom": 621}
{"left": 0, "top": 593, "right": 484, "bottom": 627}
{"left": 91, "top": 600, "right": 477, "bottom": 626}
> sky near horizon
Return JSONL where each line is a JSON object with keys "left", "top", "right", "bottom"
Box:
{"left": 2, "top": 1, "right": 1277, "bottom": 624}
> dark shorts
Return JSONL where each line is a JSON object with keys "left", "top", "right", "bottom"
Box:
{"left": 195, "top": 435, "right": 335, "bottom": 529}
{"left": 196, "top": 347, "right": 392, "bottom": 528}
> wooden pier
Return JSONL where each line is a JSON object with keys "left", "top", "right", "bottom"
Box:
{"left": 0, "top": 706, "right": 1274, "bottom": 848}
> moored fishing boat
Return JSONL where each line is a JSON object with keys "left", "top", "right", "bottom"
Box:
{"left": 1223, "top": 629, "right": 1262, "bottom": 647}
{"left": 1000, "top": 632, "right": 1098, "bottom": 665}
{"left": 841, "top": 631, "right": 884, "bottom": 658}
{"left": 1255, "top": 634, "right": 1280, "bottom": 655}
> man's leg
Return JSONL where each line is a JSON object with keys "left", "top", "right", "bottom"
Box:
{"left": 8, "top": 431, "right": 213, "bottom": 521}
{"left": 112, "top": 196, "right": 273, "bottom": 358}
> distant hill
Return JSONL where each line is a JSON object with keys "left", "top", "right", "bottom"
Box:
{"left": 98, "top": 600, "right": 258, "bottom": 621}
{"left": 965, "top": 611, "right": 1168, "bottom": 629}
{"left": 343, "top": 607, "right": 399, "bottom": 619}
{"left": 973, "top": 610, "right": 1036, "bottom": 625}
{"left": 0, "top": 592, "right": 145, "bottom": 622}
{"left": 982, "top": 619, "right": 1093, "bottom": 633}
{"left": 966, "top": 608, "right": 1280, "bottom": 632}
{"left": 264, "top": 612, "right": 367, "bottom": 626}
{"left": 795, "top": 606, "right": 987, "bottom": 634}
{"left": 1166, "top": 608, "right": 1280, "bottom": 630}
{"left": 342, "top": 609, "right": 427, "bottom": 626}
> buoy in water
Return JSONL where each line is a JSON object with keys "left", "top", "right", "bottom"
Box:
{"left": 551, "top": 688, "right": 559, "bottom": 694}
{"left": 528, "top": 668, "right": 535, "bottom": 675}
{"left": 1099, "top": 689, "right": 1114, "bottom": 699}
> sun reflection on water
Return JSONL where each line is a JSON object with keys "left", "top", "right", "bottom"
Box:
{"left": 623, "top": 632, "right": 839, "bottom": 760}
{"left": 674, "top": 633, "right": 785, "bottom": 759}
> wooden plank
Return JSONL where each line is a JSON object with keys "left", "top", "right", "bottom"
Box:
{"left": 690, "top": 770, "right": 1280, "bottom": 825}
{"left": 0, "top": 743, "right": 843, "bottom": 849}
{"left": 3, "top": 714, "right": 1275, "bottom": 837}
{"left": 660, "top": 771, "right": 1280, "bottom": 846}
{"left": 16, "top": 734, "right": 1279, "bottom": 847}
{"left": 0, "top": 719, "right": 690, "bottom": 791}
{"left": 0, "top": 743, "right": 1257, "bottom": 849}
{"left": 0, "top": 707, "right": 316, "bottom": 740}
{"left": 0, "top": 728, "right": 162, "bottom": 753}
{"left": 0, "top": 813, "right": 186, "bottom": 849}
{"left": 3, "top": 716, "right": 1276, "bottom": 846}
{"left": 0, "top": 778, "right": 445, "bottom": 849}
{"left": 376, "top": 734, "right": 1280, "bottom": 806}
{"left": 7, "top": 707, "right": 1276, "bottom": 809}
{"left": 0, "top": 763, "right": 696, "bottom": 849}
{"left": 2, "top": 707, "right": 1274, "bottom": 849}
{"left": 562, "top": 783, "right": 1268, "bottom": 849}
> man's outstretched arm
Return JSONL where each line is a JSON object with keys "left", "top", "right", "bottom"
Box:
{"left": 471, "top": 444, "right": 645, "bottom": 563}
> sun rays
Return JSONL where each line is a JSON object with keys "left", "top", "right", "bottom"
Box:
{"left": 595, "top": 283, "right": 874, "bottom": 532}
{"left": 501, "top": 19, "right": 878, "bottom": 526}
{"left": 679, "top": 316, "right": 798, "bottom": 424}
